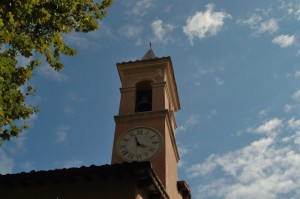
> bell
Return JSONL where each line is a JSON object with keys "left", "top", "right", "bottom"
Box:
{"left": 136, "top": 95, "right": 151, "bottom": 112}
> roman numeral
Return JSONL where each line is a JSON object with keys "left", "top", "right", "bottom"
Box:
{"left": 121, "top": 150, "right": 129, "bottom": 156}
{"left": 129, "top": 132, "right": 135, "bottom": 138}
{"left": 136, "top": 129, "right": 143, "bottom": 135}
{"left": 136, "top": 154, "right": 142, "bottom": 160}
{"left": 127, "top": 153, "right": 134, "bottom": 159}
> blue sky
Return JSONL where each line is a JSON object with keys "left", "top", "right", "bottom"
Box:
{"left": 2, "top": 0, "right": 300, "bottom": 198}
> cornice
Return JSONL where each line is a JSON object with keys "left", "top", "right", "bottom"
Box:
{"left": 114, "top": 110, "right": 169, "bottom": 122}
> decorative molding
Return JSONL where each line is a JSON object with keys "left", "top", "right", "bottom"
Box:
{"left": 120, "top": 86, "right": 136, "bottom": 92}
{"left": 155, "top": 69, "right": 163, "bottom": 82}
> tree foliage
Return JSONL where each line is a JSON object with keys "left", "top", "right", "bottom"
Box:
{"left": 0, "top": 0, "right": 112, "bottom": 144}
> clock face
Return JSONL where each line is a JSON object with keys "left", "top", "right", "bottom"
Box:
{"left": 117, "top": 127, "right": 162, "bottom": 162}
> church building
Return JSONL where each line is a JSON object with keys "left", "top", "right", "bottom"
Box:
{"left": 0, "top": 48, "right": 191, "bottom": 199}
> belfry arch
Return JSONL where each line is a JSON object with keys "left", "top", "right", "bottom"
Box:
{"left": 135, "top": 80, "right": 153, "bottom": 112}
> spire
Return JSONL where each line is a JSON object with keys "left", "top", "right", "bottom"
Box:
{"left": 142, "top": 42, "right": 156, "bottom": 60}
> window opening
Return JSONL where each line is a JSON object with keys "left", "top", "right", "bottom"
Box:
{"left": 135, "top": 81, "right": 152, "bottom": 112}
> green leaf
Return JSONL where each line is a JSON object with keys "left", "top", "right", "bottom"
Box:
{"left": 0, "top": 18, "right": 4, "bottom": 27}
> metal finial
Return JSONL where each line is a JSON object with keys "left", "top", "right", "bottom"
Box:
{"left": 142, "top": 42, "right": 156, "bottom": 60}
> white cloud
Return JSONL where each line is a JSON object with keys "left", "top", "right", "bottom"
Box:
{"left": 135, "top": 38, "right": 143, "bottom": 46}
{"left": 64, "top": 160, "right": 83, "bottom": 168}
{"left": 194, "top": 66, "right": 214, "bottom": 77}
{"left": 255, "top": 118, "right": 283, "bottom": 135}
{"left": 55, "top": 125, "right": 70, "bottom": 143}
{"left": 258, "top": 109, "right": 269, "bottom": 118}
{"left": 292, "top": 89, "right": 300, "bottom": 101}
{"left": 151, "top": 19, "right": 175, "bottom": 44}
{"left": 272, "top": 34, "right": 296, "bottom": 48}
{"left": 183, "top": 4, "right": 231, "bottom": 45}
{"left": 256, "top": 18, "right": 278, "bottom": 34}
{"left": 125, "top": 0, "right": 155, "bottom": 17}
{"left": 119, "top": 24, "right": 143, "bottom": 38}
{"left": 188, "top": 124, "right": 300, "bottom": 198}
{"left": 37, "top": 65, "right": 68, "bottom": 82}
{"left": 178, "top": 145, "right": 189, "bottom": 157}
{"left": 237, "top": 13, "right": 262, "bottom": 27}
{"left": 284, "top": 104, "right": 293, "bottom": 112}
{"left": 65, "top": 24, "right": 115, "bottom": 49}
{"left": 89, "top": 24, "right": 116, "bottom": 40}
{"left": 191, "top": 60, "right": 225, "bottom": 86}
{"left": 0, "top": 133, "right": 31, "bottom": 174}
{"left": 7, "top": 136, "right": 28, "bottom": 155}
{"left": 177, "top": 144, "right": 191, "bottom": 168}
{"left": 207, "top": 109, "right": 217, "bottom": 119}
{"left": 0, "top": 149, "right": 14, "bottom": 174}
{"left": 238, "top": 14, "right": 278, "bottom": 36}
{"left": 279, "top": 0, "right": 300, "bottom": 21}
{"left": 294, "top": 71, "right": 300, "bottom": 78}
{"left": 164, "top": 5, "right": 173, "bottom": 13}
{"left": 29, "top": 112, "right": 38, "bottom": 121}
{"left": 65, "top": 33, "right": 93, "bottom": 49}
{"left": 69, "top": 94, "right": 85, "bottom": 102}
{"left": 177, "top": 114, "right": 200, "bottom": 132}
{"left": 64, "top": 105, "right": 75, "bottom": 117}
{"left": 20, "top": 161, "right": 34, "bottom": 172}
{"left": 178, "top": 159, "right": 185, "bottom": 168}
{"left": 288, "top": 118, "right": 300, "bottom": 130}
{"left": 284, "top": 89, "right": 300, "bottom": 113}
{"left": 295, "top": 132, "right": 300, "bottom": 145}
{"left": 215, "top": 77, "right": 224, "bottom": 86}
{"left": 284, "top": 103, "right": 300, "bottom": 113}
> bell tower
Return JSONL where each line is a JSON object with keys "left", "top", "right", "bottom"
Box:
{"left": 111, "top": 48, "right": 188, "bottom": 199}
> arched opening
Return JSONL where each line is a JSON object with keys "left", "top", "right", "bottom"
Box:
{"left": 135, "top": 80, "right": 152, "bottom": 112}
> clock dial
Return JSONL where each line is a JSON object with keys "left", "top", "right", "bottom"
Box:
{"left": 117, "top": 127, "right": 162, "bottom": 162}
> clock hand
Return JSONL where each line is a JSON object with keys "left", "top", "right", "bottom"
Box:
{"left": 139, "top": 143, "right": 147, "bottom": 148}
{"left": 134, "top": 135, "right": 139, "bottom": 146}
{"left": 135, "top": 135, "right": 142, "bottom": 146}
{"left": 135, "top": 135, "right": 147, "bottom": 148}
